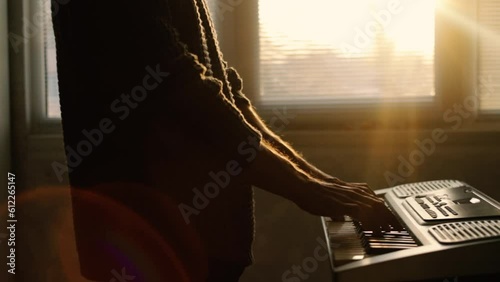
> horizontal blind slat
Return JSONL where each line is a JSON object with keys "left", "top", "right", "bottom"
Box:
{"left": 478, "top": 0, "right": 500, "bottom": 112}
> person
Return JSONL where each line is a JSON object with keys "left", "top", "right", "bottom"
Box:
{"left": 52, "top": 0, "right": 395, "bottom": 281}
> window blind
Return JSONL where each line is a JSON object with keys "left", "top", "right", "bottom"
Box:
{"left": 44, "top": 0, "right": 60, "bottom": 118}
{"left": 478, "top": 0, "right": 500, "bottom": 112}
{"left": 258, "top": 0, "right": 436, "bottom": 104}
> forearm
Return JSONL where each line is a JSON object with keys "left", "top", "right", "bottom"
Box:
{"left": 245, "top": 139, "right": 314, "bottom": 201}
{"left": 235, "top": 100, "right": 332, "bottom": 181}
{"left": 222, "top": 67, "right": 328, "bottom": 180}
{"left": 246, "top": 140, "right": 387, "bottom": 224}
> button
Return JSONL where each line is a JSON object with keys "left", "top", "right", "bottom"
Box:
{"left": 425, "top": 209, "right": 438, "bottom": 218}
{"left": 422, "top": 204, "right": 430, "bottom": 209}
{"left": 434, "top": 196, "right": 441, "bottom": 202}
{"left": 445, "top": 206, "right": 458, "bottom": 215}
{"left": 437, "top": 207, "right": 449, "bottom": 216}
{"left": 425, "top": 196, "right": 436, "bottom": 205}
{"left": 415, "top": 198, "right": 424, "bottom": 204}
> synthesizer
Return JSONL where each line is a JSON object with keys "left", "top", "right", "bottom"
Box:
{"left": 321, "top": 180, "right": 500, "bottom": 282}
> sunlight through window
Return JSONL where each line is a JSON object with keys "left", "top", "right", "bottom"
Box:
{"left": 478, "top": 0, "right": 500, "bottom": 112}
{"left": 44, "top": 0, "right": 60, "bottom": 118}
{"left": 258, "top": 0, "right": 437, "bottom": 103}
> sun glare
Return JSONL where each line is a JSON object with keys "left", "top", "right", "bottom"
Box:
{"left": 259, "top": 0, "right": 436, "bottom": 56}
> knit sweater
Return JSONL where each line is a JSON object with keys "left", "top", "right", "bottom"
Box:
{"left": 52, "top": 0, "right": 260, "bottom": 280}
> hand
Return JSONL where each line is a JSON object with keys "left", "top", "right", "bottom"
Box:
{"left": 291, "top": 179, "right": 402, "bottom": 232}
{"left": 323, "top": 178, "right": 403, "bottom": 230}
{"left": 249, "top": 144, "right": 400, "bottom": 229}
{"left": 324, "top": 175, "right": 377, "bottom": 197}
{"left": 315, "top": 176, "right": 400, "bottom": 227}
{"left": 309, "top": 167, "right": 376, "bottom": 195}
{"left": 291, "top": 180, "right": 385, "bottom": 222}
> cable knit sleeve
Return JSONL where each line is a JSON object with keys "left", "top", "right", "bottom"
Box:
{"left": 148, "top": 20, "right": 262, "bottom": 161}
{"left": 226, "top": 66, "right": 254, "bottom": 109}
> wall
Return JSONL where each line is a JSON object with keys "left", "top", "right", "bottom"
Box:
{"left": 0, "top": 0, "right": 10, "bottom": 181}
{"left": 0, "top": 1, "right": 11, "bottom": 281}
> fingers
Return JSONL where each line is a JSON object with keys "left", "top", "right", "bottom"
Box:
{"left": 327, "top": 183, "right": 381, "bottom": 205}
{"left": 326, "top": 177, "right": 377, "bottom": 197}
{"left": 322, "top": 184, "right": 389, "bottom": 223}
{"left": 294, "top": 180, "right": 391, "bottom": 226}
{"left": 302, "top": 180, "right": 403, "bottom": 231}
{"left": 349, "top": 186, "right": 379, "bottom": 200}
{"left": 350, "top": 183, "right": 376, "bottom": 196}
{"left": 348, "top": 182, "right": 369, "bottom": 188}
{"left": 304, "top": 182, "right": 379, "bottom": 216}
{"left": 325, "top": 199, "right": 363, "bottom": 220}
{"left": 295, "top": 182, "right": 362, "bottom": 218}
{"left": 327, "top": 189, "right": 374, "bottom": 210}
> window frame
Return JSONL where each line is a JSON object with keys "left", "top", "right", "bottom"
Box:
{"left": 13, "top": 0, "right": 62, "bottom": 136}
{"left": 31, "top": 0, "right": 62, "bottom": 134}
{"left": 224, "top": 0, "right": 499, "bottom": 130}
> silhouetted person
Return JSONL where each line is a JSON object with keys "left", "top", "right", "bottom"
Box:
{"left": 52, "top": 0, "right": 393, "bottom": 281}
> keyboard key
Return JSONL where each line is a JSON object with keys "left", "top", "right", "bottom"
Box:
{"left": 354, "top": 217, "right": 418, "bottom": 255}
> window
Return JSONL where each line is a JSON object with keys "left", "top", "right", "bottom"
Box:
{"left": 43, "top": 0, "right": 60, "bottom": 118}
{"left": 258, "top": 0, "right": 436, "bottom": 104}
{"left": 478, "top": 0, "right": 500, "bottom": 113}
{"left": 36, "top": 0, "right": 500, "bottom": 126}
{"left": 18, "top": 0, "right": 63, "bottom": 134}
{"left": 236, "top": 0, "right": 500, "bottom": 121}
